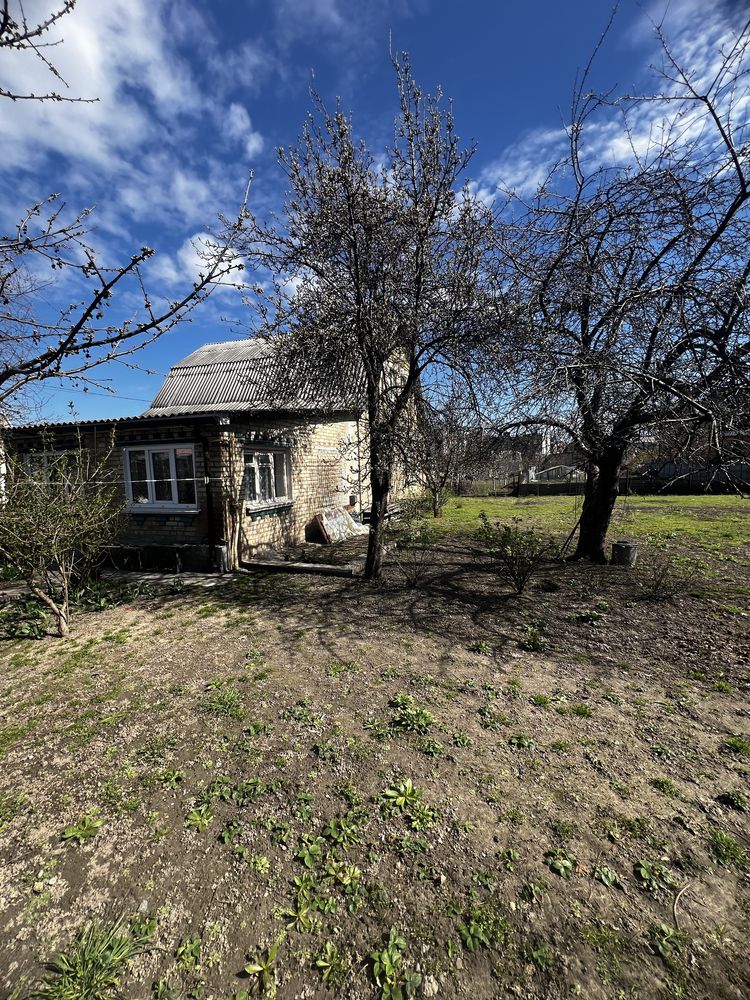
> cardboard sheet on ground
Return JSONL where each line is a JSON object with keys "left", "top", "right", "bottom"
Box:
{"left": 312, "top": 507, "right": 369, "bottom": 544}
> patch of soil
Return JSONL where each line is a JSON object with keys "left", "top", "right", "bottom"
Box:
{"left": 0, "top": 539, "right": 748, "bottom": 999}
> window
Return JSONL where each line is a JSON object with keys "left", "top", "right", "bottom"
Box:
{"left": 244, "top": 449, "right": 292, "bottom": 508}
{"left": 124, "top": 445, "right": 197, "bottom": 507}
{"left": 23, "top": 450, "right": 75, "bottom": 484}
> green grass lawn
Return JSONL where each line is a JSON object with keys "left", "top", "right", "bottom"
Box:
{"left": 435, "top": 494, "right": 749, "bottom": 557}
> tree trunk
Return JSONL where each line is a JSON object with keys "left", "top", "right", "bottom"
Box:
{"left": 364, "top": 462, "right": 391, "bottom": 580}
{"left": 431, "top": 490, "right": 443, "bottom": 518}
{"left": 29, "top": 583, "right": 69, "bottom": 637}
{"left": 572, "top": 449, "right": 624, "bottom": 563}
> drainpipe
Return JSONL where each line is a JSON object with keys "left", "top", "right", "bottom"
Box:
{"left": 356, "top": 415, "right": 363, "bottom": 517}
{"left": 199, "top": 419, "right": 219, "bottom": 569}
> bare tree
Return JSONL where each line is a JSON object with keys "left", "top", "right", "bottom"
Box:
{"left": 0, "top": 434, "right": 123, "bottom": 636}
{"left": 1, "top": 199, "right": 246, "bottom": 414}
{"left": 0, "top": 2, "right": 247, "bottom": 416}
{"left": 409, "top": 382, "right": 493, "bottom": 516}
{"left": 0, "top": 0, "right": 94, "bottom": 103}
{"left": 236, "top": 56, "right": 497, "bottom": 578}
{"left": 495, "top": 17, "right": 750, "bottom": 561}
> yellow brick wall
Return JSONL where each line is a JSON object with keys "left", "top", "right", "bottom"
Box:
{"left": 7, "top": 412, "right": 374, "bottom": 565}
{"left": 225, "top": 416, "right": 370, "bottom": 557}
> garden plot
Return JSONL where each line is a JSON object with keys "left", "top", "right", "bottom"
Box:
{"left": 0, "top": 497, "right": 747, "bottom": 999}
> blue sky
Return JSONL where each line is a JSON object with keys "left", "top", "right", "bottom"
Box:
{"left": 1, "top": 0, "right": 744, "bottom": 421}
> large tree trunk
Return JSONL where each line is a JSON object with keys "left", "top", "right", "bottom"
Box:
{"left": 364, "top": 461, "right": 391, "bottom": 580}
{"left": 573, "top": 448, "right": 624, "bottom": 563}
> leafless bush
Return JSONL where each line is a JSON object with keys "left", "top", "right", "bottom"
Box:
{"left": 476, "top": 513, "right": 559, "bottom": 594}
{"left": 634, "top": 553, "right": 702, "bottom": 602}
{"left": 390, "top": 510, "right": 436, "bottom": 588}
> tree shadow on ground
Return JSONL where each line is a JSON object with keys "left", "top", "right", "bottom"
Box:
{"left": 212, "top": 538, "right": 580, "bottom": 658}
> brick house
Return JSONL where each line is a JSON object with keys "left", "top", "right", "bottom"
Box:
{"left": 7, "top": 339, "right": 369, "bottom": 571}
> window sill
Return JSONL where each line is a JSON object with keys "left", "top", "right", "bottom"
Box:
{"left": 245, "top": 500, "right": 294, "bottom": 517}
{"left": 126, "top": 505, "right": 201, "bottom": 515}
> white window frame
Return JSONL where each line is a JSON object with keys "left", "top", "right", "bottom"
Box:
{"left": 123, "top": 444, "right": 198, "bottom": 510}
{"left": 244, "top": 448, "right": 293, "bottom": 510}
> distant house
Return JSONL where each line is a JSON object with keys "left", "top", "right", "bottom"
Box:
{"left": 6, "top": 339, "right": 369, "bottom": 571}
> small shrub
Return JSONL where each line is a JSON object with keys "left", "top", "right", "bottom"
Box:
{"left": 457, "top": 902, "right": 508, "bottom": 951}
{"left": 523, "top": 937, "right": 555, "bottom": 971}
{"left": 717, "top": 790, "right": 748, "bottom": 812}
{"left": 636, "top": 554, "right": 701, "bottom": 602}
{"left": 62, "top": 812, "right": 104, "bottom": 846}
{"left": 326, "top": 659, "right": 358, "bottom": 677}
{"left": 569, "top": 703, "right": 593, "bottom": 718}
{"left": 633, "top": 859, "right": 675, "bottom": 893}
{"left": 549, "top": 739, "right": 570, "bottom": 752}
{"left": 468, "top": 640, "right": 492, "bottom": 655}
{"left": 723, "top": 734, "right": 750, "bottom": 756}
{"left": 649, "top": 923, "right": 687, "bottom": 962}
{"left": 415, "top": 736, "right": 445, "bottom": 758}
{"left": 508, "top": 732, "right": 535, "bottom": 750}
{"left": 0, "top": 596, "right": 49, "bottom": 639}
{"left": 244, "top": 933, "right": 284, "bottom": 997}
{"left": 382, "top": 779, "right": 422, "bottom": 814}
{"left": 544, "top": 848, "right": 576, "bottom": 879}
{"left": 390, "top": 694, "right": 434, "bottom": 734}
{"left": 592, "top": 863, "right": 622, "bottom": 888}
{"left": 70, "top": 581, "right": 122, "bottom": 612}
{"left": 475, "top": 514, "right": 559, "bottom": 594}
{"left": 574, "top": 608, "right": 603, "bottom": 624}
{"left": 371, "top": 928, "right": 421, "bottom": 999}
{"left": 391, "top": 518, "right": 436, "bottom": 588}
{"left": 280, "top": 698, "right": 320, "bottom": 727}
{"left": 478, "top": 705, "right": 509, "bottom": 730}
{"left": 184, "top": 803, "right": 214, "bottom": 832}
{"left": 0, "top": 790, "right": 27, "bottom": 831}
{"left": 315, "top": 941, "right": 350, "bottom": 989}
{"left": 650, "top": 777, "right": 679, "bottom": 798}
{"left": 520, "top": 625, "right": 548, "bottom": 652}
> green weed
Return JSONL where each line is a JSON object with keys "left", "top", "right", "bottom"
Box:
{"left": 24, "top": 918, "right": 144, "bottom": 999}
{"left": 62, "top": 812, "right": 104, "bottom": 846}
{"left": 371, "top": 928, "right": 421, "bottom": 999}
{"left": 390, "top": 693, "right": 434, "bottom": 734}
{"left": 708, "top": 829, "right": 746, "bottom": 868}
{"left": 199, "top": 685, "right": 244, "bottom": 719}
{"left": 244, "top": 933, "right": 284, "bottom": 997}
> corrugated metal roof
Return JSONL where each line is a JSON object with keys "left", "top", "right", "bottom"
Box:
{"left": 12, "top": 411, "right": 225, "bottom": 431}
{"left": 10, "top": 338, "right": 363, "bottom": 430}
{"left": 172, "top": 338, "right": 273, "bottom": 367}
{"left": 144, "top": 337, "right": 362, "bottom": 417}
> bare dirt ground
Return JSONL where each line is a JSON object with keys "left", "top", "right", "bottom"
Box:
{"left": 0, "top": 509, "right": 748, "bottom": 999}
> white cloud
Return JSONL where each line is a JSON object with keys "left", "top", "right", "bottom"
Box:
{"left": 478, "top": 0, "right": 750, "bottom": 200}
{"left": 474, "top": 127, "right": 566, "bottom": 201}
{"left": 225, "top": 102, "right": 265, "bottom": 160}
{"left": 0, "top": 0, "right": 208, "bottom": 173}
{"left": 0, "top": 1, "right": 263, "bottom": 260}
{"left": 275, "top": 0, "right": 347, "bottom": 38}
{"left": 148, "top": 233, "right": 245, "bottom": 292}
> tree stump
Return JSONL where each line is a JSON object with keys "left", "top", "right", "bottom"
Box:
{"left": 611, "top": 540, "right": 638, "bottom": 567}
